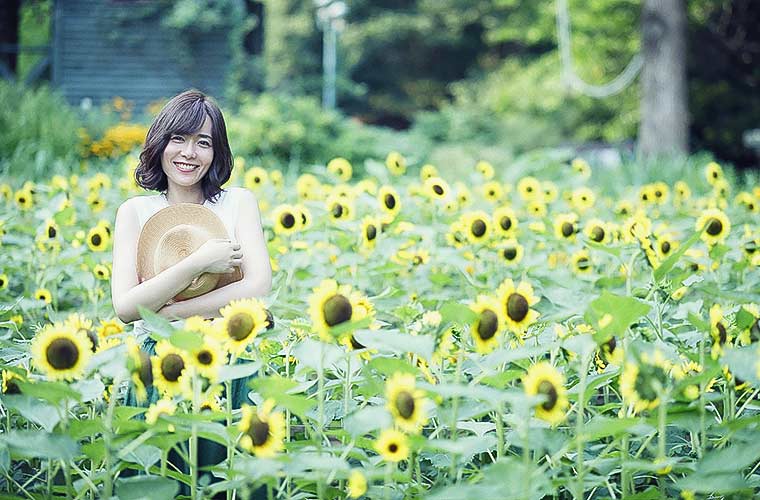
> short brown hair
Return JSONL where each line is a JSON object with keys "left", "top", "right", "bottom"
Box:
{"left": 135, "top": 90, "right": 233, "bottom": 202}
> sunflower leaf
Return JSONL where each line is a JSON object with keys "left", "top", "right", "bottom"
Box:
{"left": 653, "top": 229, "right": 703, "bottom": 280}
{"left": 168, "top": 328, "right": 204, "bottom": 352}
{"left": 137, "top": 305, "right": 176, "bottom": 340}
{"left": 0, "top": 430, "right": 78, "bottom": 461}
{"left": 585, "top": 292, "right": 650, "bottom": 343}
{"left": 0, "top": 395, "right": 61, "bottom": 432}
{"left": 248, "top": 375, "right": 316, "bottom": 420}
{"left": 115, "top": 476, "right": 179, "bottom": 500}
{"left": 16, "top": 379, "right": 81, "bottom": 404}
{"left": 439, "top": 302, "right": 478, "bottom": 325}
{"left": 353, "top": 329, "right": 435, "bottom": 359}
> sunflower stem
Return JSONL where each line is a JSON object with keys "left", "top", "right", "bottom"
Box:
{"left": 448, "top": 347, "right": 463, "bottom": 482}
{"left": 383, "top": 461, "right": 393, "bottom": 500}
{"left": 698, "top": 339, "right": 706, "bottom": 459}
{"left": 317, "top": 342, "right": 326, "bottom": 500}
{"left": 225, "top": 376, "right": 234, "bottom": 500}
{"left": 495, "top": 404, "right": 504, "bottom": 460}
{"left": 190, "top": 372, "right": 200, "bottom": 500}
{"left": 574, "top": 352, "right": 590, "bottom": 500}
{"left": 102, "top": 375, "right": 122, "bottom": 499}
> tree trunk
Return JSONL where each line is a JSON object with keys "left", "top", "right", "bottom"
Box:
{"left": 639, "top": 0, "right": 689, "bottom": 156}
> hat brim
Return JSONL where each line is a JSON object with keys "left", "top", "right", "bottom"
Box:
{"left": 136, "top": 203, "right": 243, "bottom": 301}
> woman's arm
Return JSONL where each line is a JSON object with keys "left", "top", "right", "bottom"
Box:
{"left": 111, "top": 199, "right": 206, "bottom": 324}
{"left": 156, "top": 188, "right": 273, "bottom": 321}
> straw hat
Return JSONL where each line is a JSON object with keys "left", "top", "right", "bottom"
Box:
{"left": 136, "top": 203, "right": 243, "bottom": 301}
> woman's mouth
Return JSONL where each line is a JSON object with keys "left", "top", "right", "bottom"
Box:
{"left": 174, "top": 161, "right": 199, "bottom": 173}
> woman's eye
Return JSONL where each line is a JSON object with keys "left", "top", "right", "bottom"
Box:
{"left": 199, "top": 140, "right": 212, "bottom": 147}
{"left": 171, "top": 135, "right": 184, "bottom": 142}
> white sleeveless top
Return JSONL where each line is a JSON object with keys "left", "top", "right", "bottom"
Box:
{"left": 130, "top": 187, "right": 245, "bottom": 337}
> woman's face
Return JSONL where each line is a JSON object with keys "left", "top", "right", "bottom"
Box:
{"left": 161, "top": 115, "right": 215, "bottom": 189}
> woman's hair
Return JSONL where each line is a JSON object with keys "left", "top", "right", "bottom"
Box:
{"left": 135, "top": 89, "right": 233, "bottom": 202}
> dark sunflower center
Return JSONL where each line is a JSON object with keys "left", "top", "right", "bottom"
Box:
{"left": 86, "top": 330, "right": 99, "bottom": 352}
{"left": 471, "top": 220, "right": 486, "bottom": 237}
{"left": 0, "top": 277, "right": 5, "bottom": 287}
{"left": 46, "top": 338, "right": 79, "bottom": 370}
{"left": 227, "top": 312, "right": 255, "bottom": 341}
{"left": 254, "top": 176, "right": 261, "bottom": 184}
{"left": 323, "top": 294, "right": 352, "bottom": 327}
{"left": 706, "top": 218, "right": 722, "bottom": 236}
{"left": 655, "top": 190, "right": 662, "bottom": 198}
{"left": 503, "top": 247, "right": 517, "bottom": 260}
{"left": 506, "top": 293, "right": 529, "bottom": 322}
{"left": 384, "top": 194, "right": 396, "bottom": 209}
{"left": 432, "top": 185, "right": 444, "bottom": 196}
{"left": 605, "top": 337, "right": 617, "bottom": 354}
{"left": 388, "top": 443, "right": 398, "bottom": 453}
{"left": 48, "top": 226, "right": 57, "bottom": 238}
{"left": 660, "top": 241, "right": 671, "bottom": 254}
{"left": 19, "top": 196, "right": 26, "bottom": 203}
{"left": 197, "top": 350, "right": 213, "bottom": 365}
{"left": 350, "top": 335, "right": 364, "bottom": 349}
{"left": 265, "top": 309, "right": 275, "bottom": 330}
{"left": 4, "top": 379, "right": 20, "bottom": 394}
{"left": 590, "top": 226, "right": 605, "bottom": 242}
{"left": 395, "top": 390, "right": 415, "bottom": 419}
{"left": 139, "top": 351, "right": 153, "bottom": 388}
{"left": 366, "top": 225, "right": 377, "bottom": 241}
{"left": 716, "top": 322, "right": 727, "bottom": 344}
{"left": 576, "top": 257, "right": 590, "bottom": 270}
{"left": 301, "top": 213, "right": 308, "bottom": 225}
{"left": 248, "top": 416, "right": 270, "bottom": 447}
{"left": 560, "top": 222, "right": 574, "bottom": 238}
{"left": 332, "top": 204, "right": 344, "bottom": 218}
{"left": 281, "top": 213, "right": 295, "bottom": 229}
{"left": 161, "top": 354, "right": 185, "bottom": 382}
{"left": 488, "top": 190, "right": 495, "bottom": 196}
{"left": 499, "top": 216, "right": 512, "bottom": 231}
{"left": 537, "top": 380, "right": 558, "bottom": 410}
{"left": 477, "top": 309, "right": 498, "bottom": 340}
{"left": 91, "top": 234, "right": 102, "bottom": 246}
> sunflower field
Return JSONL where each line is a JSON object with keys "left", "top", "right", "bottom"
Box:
{"left": 0, "top": 151, "right": 759, "bottom": 500}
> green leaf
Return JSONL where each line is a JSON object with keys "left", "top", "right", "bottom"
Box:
{"left": 326, "top": 316, "right": 372, "bottom": 339}
{"left": 353, "top": 329, "right": 435, "bottom": 359}
{"left": 722, "top": 347, "right": 760, "bottom": 385}
{"left": 217, "top": 361, "right": 261, "bottom": 383}
{"left": 734, "top": 307, "right": 756, "bottom": 330}
{"left": 115, "top": 476, "right": 179, "bottom": 500}
{"left": 365, "top": 357, "right": 419, "bottom": 377}
{"left": 585, "top": 291, "right": 650, "bottom": 342}
{"left": 654, "top": 229, "right": 703, "bottom": 280}
{"left": 168, "top": 328, "right": 204, "bottom": 351}
{"left": 687, "top": 312, "right": 709, "bottom": 332}
{"left": 16, "top": 380, "right": 81, "bottom": 404}
{"left": 137, "top": 305, "right": 176, "bottom": 339}
{"left": 439, "top": 301, "right": 478, "bottom": 325}
{"left": 0, "top": 395, "right": 61, "bottom": 432}
{"left": 425, "top": 435, "right": 497, "bottom": 460}
{"left": 343, "top": 406, "right": 391, "bottom": 436}
{"left": 675, "top": 472, "right": 750, "bottom": 495}
{"left": 53, "top": 206, "right": 74, "bottom": 226}
{"left": 0, "top": 430, "right": 78, "bottom": 460}
{"left": 580, "top": 416, "right": 642, "bottom": 441}
{"left": 248, "top": 375, "right": 316, "bottom": 419}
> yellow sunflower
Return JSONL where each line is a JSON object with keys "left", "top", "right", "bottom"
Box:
{"left": 125, "top": 337, "right": 153, "bottom": 404}
{"left": 571, "top": 249, "right": 593, "bottom": 275}
{"left": 704, "top": 161, "right": 723, "bottom": 185}
{"left": 145, "top": 399, "right": 177, "bottom": 425}
{"left": 420, "top": 163, "right": 438, "bottom": 181}
{"left": 0, "top": 273, "right": 8, "bottom": 290}
{"left": 97, "top": 318, "right": 124, "bottom": 339}
{"left": 377, "top": 185, "right": 401, "bottom": 219}
{"left": 2, "top": 369, "right": 25, "bottom": 394}
{"left": 374, "top": 428, "right": 409, "bottom": 462}
{"left": 526, "top": 200, "right": 547, "bottom": 217}
{"left": 296, "top": 173, "right": 322, "bottom": 200}
{"left": 93, "top": 264, "right": 110, "bottom": 281}
{"left": 309, "top": 279, "right": 372, "bottom": 342}
{"left": 709, "top": 304, "right": 732, "bottom": 360}
{"left": 219, "top": 298, "right": 269, "bottom": 356}
{"left": 496, "top": 279, "right": 540, "bottom": 336}
{"left": 655, "top": 233, "right": 679, "bottom": 260}
{"left": 620, "top": 353, "right": 672, "bottom": 414}
{"left": 347, "top": 469, "right": 368, "bottom": 499}
{"left": 455, "top": 182, "right": 472, "bottom": 207}
{"left": 190, "top": 336, "right": 226, "bottom": 382}
{"left": 244, "top": 166, "right": 268, "bottom": 190}
{"left": 326, "top": 195, "right": 354, "bottom": 222}
{"left": 516, "top": 176, "right": 541, "bottom": 201}
{"left": 695, "top": 208, "right": 731, "bottom": 246}
{"left": 423, "top": 176, "right": 450, "bottom": 201}
{"left": 542, "top": 181, "right": 559, "bottom": 203}
{"left": 482, "top": 181, "right": 503, "bottom": 203}
{"left": 271, "top": 204, "right": 299, "bottom": 235}
{"left": 475, "top": 160, "right": 495, "bottom": 179}
{"left": 492, "top": 206, "right": 518, "bottom": 236}
{"left": 238, "top": 399, "right": 286, "bottom": 458}
{"left": 152, "top": 340, "right": 190, "bottom": 398}
{"left": 584, "top": 219, "right": 609, "bottom": 244}
{"left": 462, "top": 211, "right": 491, "bottom": 244}
{"left": 86, "top": 225, "right": 110, "bottom": 252}
{"left": 14, "top": 189, "right": 33, "bottom": 211}
{"left": 571, "top": 187, "right": 595, "bottom": 212}
{"left": 554, "top": 213, "right": 579, "bottom": 241}
{"left": 571, "top": 158, "right": 591, "bottom": 178}
{"left": 31, "top": 323, "right": 92, "bottom": 381}
{"left": 385, "top": 151, "right": 406, "bottom": 176}
{"left": 360, "top": 216, "right": 380, "bottom": 250}
{"left": 737, "top": 304, "right": 760, "bottom": 346}
{"left": 523, "top": 362, "right": 569, "bottom": 425}
{"left": 385, "top": 373, "right": 428, "bottom": 433}
{"left": 63, "top": 312, "right": 98, "bottom": 352}
{"left": 498, "top": 239, "right": 523, "bottom": 266}
{"left": 34, "top": 287, "right": 53, "bottom": 304}
{"left": 327, "top": 157, "right": 353, "bottom": 181}
{"left": 469, "top": 295, "right": 504, "bottom": 353}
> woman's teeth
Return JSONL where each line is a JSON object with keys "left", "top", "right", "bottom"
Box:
{"left": 175, "top": 162, "right": 198, "bottom": 172}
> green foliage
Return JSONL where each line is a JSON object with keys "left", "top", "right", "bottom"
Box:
{"left": 0, "top": 81, "right": 81, "bottom": 178}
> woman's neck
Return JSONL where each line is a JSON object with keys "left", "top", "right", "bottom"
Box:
{"left": 164, "top": 183, "right": 205, "bottom": 205}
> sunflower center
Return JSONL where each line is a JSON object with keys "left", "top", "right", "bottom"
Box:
{"left": 716, "top": 322, "right": 727, "bottom": 344}
{"left": 432, "top": 185, "right": 444, "bottom": 196}
{"left": 537, "top": 380, "right": 558, "bottom": 410}
{"left": 281, "top": 213, "right": 295, "bottom": 229}
{"left": 477, "top": 309, "right": 498, "bottom": 340}
{"left": 506, "top": 293, "right": 529, "bottom": 322}
{"left": 161, "top": 354, "right": 185, "bottom": 382}
{"left": 576, "top": 257, "right": 590, "bottom": 270}
{"left": 395, "top": 390, "right": 416, "bottom": 419}
{"left": 323, "top": 294, "right": 352, "bottom": 327}
{"left": 227, "top": 312, "right": 255, "bottom": 341}
{"left": 590, "top": 226, "right": 605, "bottom": 242}
{"left": 265, "top": 309, "right": 275, "bottom": 330}
{"left": 560, "top": 222, "right": 574, "bottom": 238}
{"left": 660, "top": 241, "right": 671, "bottom": 254}
{"left": 46, "top": 338, "right": 79, "bottom": 370}
{"left": 635, "top": 365, "right": 667, "bottom": 401}
{"left": 332, "top": 204, "right": 344, "bottom": 218}
{"left": 499, "top": 216, "right": 512, "bottom": 231}
{"left": 248, "top": 416, "right": 270, "bottom": 447}
{"left": 86, "top": 330, "right": 99, "bottom": 352}
{"left": 366, "top": 225, "right": 377, "bottom": 241}
{"left": 503, "top": 247, "right": 517, "bottom": 260}
{"left": 197, "top": 350, "right": 213, "bottom": 365}
{"left": 139, "top": 351, "right": 153, "bottom": 388}
{"left": 48, "top": 226, "right": 57, "bottom": 238}
{"left": 388, "top": 443, "right": 398, "bottom": 453}
{"left": 605, "top": 337, "right": 617, "bottom": 354}
{"left": 91, "top": 234, "right": 102, "bottom": 246}
{"left": 706, "top": 218, "right": 722, "bottom": 236}
{"left": 384, "top": 194, "right": 396, "bottom": 209}
{"left": 471, "top": 220, "right": 486, "bottom": 237}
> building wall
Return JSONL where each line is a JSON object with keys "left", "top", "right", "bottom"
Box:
{"left": 52, "top": 0, "right": 232, "bottom": 112}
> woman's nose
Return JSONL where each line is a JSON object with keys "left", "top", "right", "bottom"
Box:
{"left": 181, "top": 142, "right": 196, "bottom": 158}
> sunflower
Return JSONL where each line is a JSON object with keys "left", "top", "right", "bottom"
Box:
{"left": 219, "top": 298, "right": 269, "bottom": 355}
{"left": 63, "top": 312, "right": 98, "bottom": 352}
{"left": 41, "top": 219, "right": 58, "bottom": 240}
{"left": 87, "top": 192, "right": 105, "bottom": 213}
{"left": 638, "top": 185, "right": 655, "bottom": 205}
{"left": 14, "top": 189, "right": 33, "bottom": 211}
{"left": 736, "top": 304, "right": 760, "bottom": 346}
{"left": 272, "top": 204, "right": 299, "bottom": 235}
{"left": 347, "top": 469, "right": 368, "bottom": 499}
{"left": 709, "top": 304, "right": 732, "bottom": 359}
{"left": 145, "top": 399, "right": 177, "bottom": 425}
{"left": 599, "top": 336, "right": 624, "bottom": 366}
{"left": 695, "top": 208, "right": 731, "bottom": 246}
{"left": 385, "top": 151, "right": 406, "bottom": 176}
{"left": 31, "top": 323, "right": 92, "bottom": 381}
{"left": 423, "top": 176, "right": 450, "bottom": 200}
{"left": 377, "top": 185, "right": 401, "bottom": 219}
{"left": 199, "top": 385, "right": 224, "bottom": 413}
{"left": 97, "top": 318, "right": 124, "bottom": 338}
{"left": 455, "top": 182, "right": 472, "bottom": 207}
{"left": 475, "top": 160, "right": 495, "bottom": 179}
{"left": 554, "top": 213, "right": 579, "bottom": 241}
{"left": 385, "top": 373, "right": 428, "bottom": 433}
{"left": 615, "top": 200, "right": 634, "bottom": 216}
{"left": 498, "top": 239, "right": 524, "bottom": 266}
{"left": 542, "top": 181, "right": 559, "bottom": 203}
{"left": 673, "top": 180, "right": 691, "bottom": 204}
{"left": 308, "top": 279, "right": 371, "bottom": 342}
{"left": 238, "top": 399, "right": 286, "bottom": 457}
{"left": 0, "top": 273, "right": 8, "bottom": 290}
{"left": 652, "top": 182, "right": 669, "bottom": 205}
{"left": 583, "top": 219, "right": 609, "bottom": 244}
{"left": 420, "top": 163, "right": 438, "bottom": 181}
{"left": 374, "top": 428, "right": 409, "bottom": 462}
{"left": 571, "top": 250, "right": 593, "bottom": 275}
{"left": 496, "top": 279, "right": 540, "bottom": 336}
{"left": 2, "top": 369, "right": 24, "bottom": 394}
{"left": 244, "top": 166, "right": 268, "bottom": 190}
{"left": 327, "top": 157, "right": 352, "bottom": 181}
{"left": 570, "top": 158, "right": 591, "bottom": 178}
{"left": 704, "top": 161, "right": 723, "bottom": 185}
{"left": 190, "top": 336, "right": 226, "bottom": 381}
{"left": 294, "top": 204, "right": 312, "bottom": 230}
{"left": 462, "top": 211, "right": 491, "bottom": 244}
{"left": 734, "top": 192, "right": 758, "bottom": 213}
{"left": 620, "top": 353, "right": 672, "bottom": 414}
{"left": 326, "top": 195, "right": 354, "bottom": 222}
{"left": 517, "top": 176, "right": 541, "bottom": 201}
{"left": 34, "top": 287, "right": 53, "bottom": 304}
{"left": 152, "top": 340, "right": 190, "bottom": 397}
{"left": 571, "top": 187, "right": 595, "bottom": 212}
{"left": 469, "top": 295, "right": 504, "bottom": 353}
{"left": 360, "top": 216, "right": 380, "bottom": 249}
{"left": 93, "top": 264, "right": 110, "bottom": 281}
{"left": 655, "top": 233, "right": 678, "bottom": 260}
{"left": 445, "top": 220, "right": 468, "bottom": 249}
{"left": 482, "top": 181, "right": 503, "bottom": 203}
{"left": 296, "top": 173, "right": 322, "bottom": 200}
{"left": 526, "top": 200, "right": 547, "bottom": 217}
{"left": 0, "top": 183, "right": 11, "bottom": 201}
{"left": 86, "top": 225, "right": 110, "bottom": 252}
{"left": 492, "top": 206, "right": 518, "bottom": 236}
{"left": 523, "top": 362, "right": 569, "bottom": 425}
{"left": 125, "top": 337, "right": 153, "bottom": 403}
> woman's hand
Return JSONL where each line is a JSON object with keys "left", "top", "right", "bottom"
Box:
{"left": 188, "top": 238, "right": 243, "bottom": 275}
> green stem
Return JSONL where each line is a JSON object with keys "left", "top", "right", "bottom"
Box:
{"left": 317, "top": 342, "right": 325, "bottom": 500}
{"left": 448, "top": 348, "right": 463, "bottom": 482}
{"left": 190, "top": 373, "right": 200, "bottom": 500}
{"left": 384, "top": 462, "right": 393, "bottom": 500}
{"left": 698, "top": 340, "right": 706, "bottom": 459}
{"left": 495, "top": 404, "right": 504, "bottom": 460}
{"left": 575, "top": 353, "right": 590, "bottom": 500}
{"left": 103, "top": 375, "right": 122, "bottom": 499}
{"left": 225, "top": 356, "right": 236, "bottom": 500}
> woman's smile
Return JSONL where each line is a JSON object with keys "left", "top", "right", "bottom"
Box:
{"left": 174, "top": 161, "right": 200, "bottom": 173}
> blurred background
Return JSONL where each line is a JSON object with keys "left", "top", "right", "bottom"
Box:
{"left": 1, "top": 0, "right": 758, "bottom": 179}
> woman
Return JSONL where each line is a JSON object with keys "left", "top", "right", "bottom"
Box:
{"left": 110, "top": 89, "right": 272, "bottom": 495}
